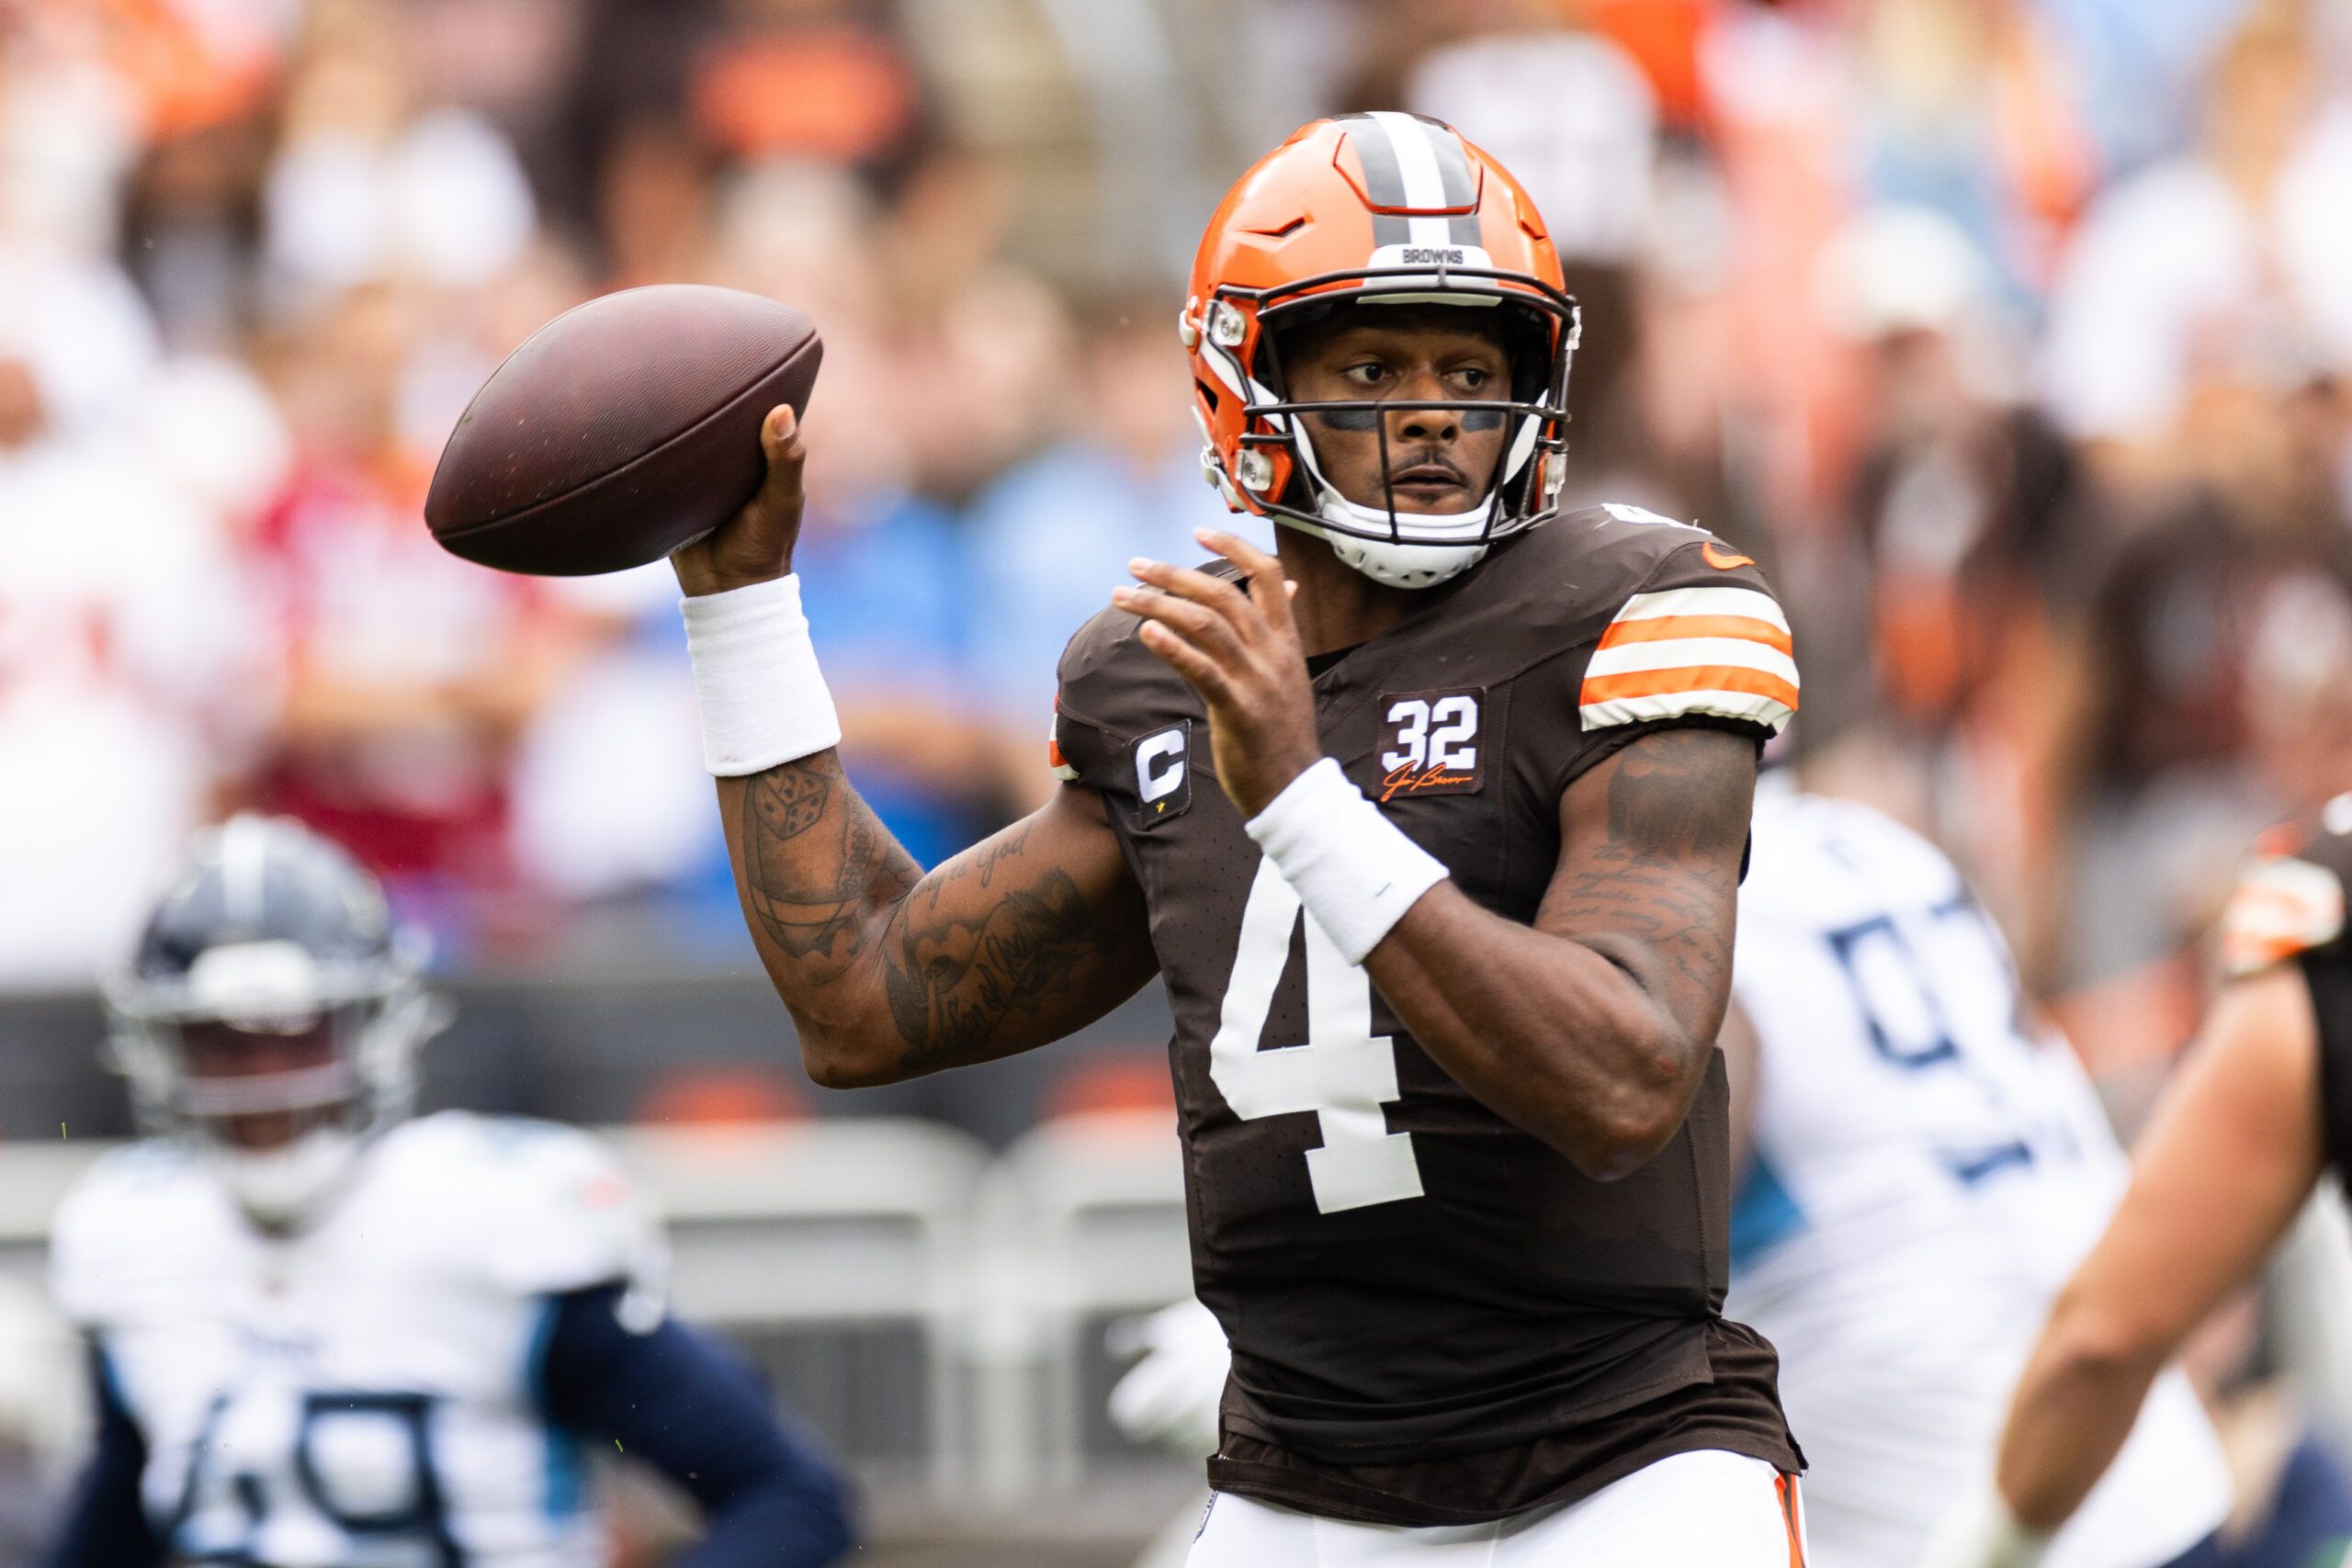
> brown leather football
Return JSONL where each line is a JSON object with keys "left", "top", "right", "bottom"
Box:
{"left": 426, "top": 285, "right": 821, "bottom": 576}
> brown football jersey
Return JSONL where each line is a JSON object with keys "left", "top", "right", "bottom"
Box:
{"left": 1053, "top": 505, "right": 1804, "bottom": 1525}
{"left": 2220, "top": 801, "right": 2352, "bottom": 1176}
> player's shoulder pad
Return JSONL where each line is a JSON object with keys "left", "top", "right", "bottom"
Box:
{"left": 1050, "top": 560, "right": 1233, "bottom": 773}
{"left": 1505, "top": 503, "right": 1797, "bottom": 738}
{"left": 1741, "top": 785, "right": 1965, "bottom": 926}
{"left": 2220, "top": 803, "right": 2352, "bottom": 978}
{"left": 49, "top": 1141, "right": 220, "bottom": 1328}
{"left": 381, "top": 1112, "right": 667, "bottom": 1303}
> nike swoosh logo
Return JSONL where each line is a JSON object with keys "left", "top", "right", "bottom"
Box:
{"left": 1702, "top": 541, "right": 1755, "bottom": 570}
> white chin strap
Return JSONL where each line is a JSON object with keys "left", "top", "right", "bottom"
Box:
{"left": 1313, "top": 506, "right": 1495, "bottom": 590}
{"left": 211, "top": 1125, "right": 360, "bottom": 1227}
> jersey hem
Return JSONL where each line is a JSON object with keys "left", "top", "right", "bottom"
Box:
{"left": 1206, "top": 1427, "right": 1803, "bottom": 1529}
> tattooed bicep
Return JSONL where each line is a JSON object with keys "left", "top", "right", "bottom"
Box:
{"left": 1536, "top": 728, "right": 1756, "bottom": 1015}
{"left": 1592, "top": 728, "right": 1757, "bottom": 864}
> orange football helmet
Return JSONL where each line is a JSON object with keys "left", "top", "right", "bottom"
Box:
{"left": 1182, "top": 113, "right": 1580, "bottom": 588}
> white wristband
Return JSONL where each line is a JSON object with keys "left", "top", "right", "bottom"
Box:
{"left": 1917, "top": 1487, "right": 2052, "bottom": 1568}
{"left": 680, "top": 575, "right": 842, "bottom": 776}
{"left": 1244, "top": 758, "right": 1449, "bottom": 964}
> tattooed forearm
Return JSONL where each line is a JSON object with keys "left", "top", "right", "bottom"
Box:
{"left": 1356, "top": 725, "right": 1757, "bottom": 1176}
{"left": 741, "top": 755, "right": 921, "bottom": 969}
{"left": 747, "top": 763, "right": 834, "bottom": 842}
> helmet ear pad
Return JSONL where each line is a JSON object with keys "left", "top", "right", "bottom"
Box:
{"left": 1193, "top": 360, "right": 1299, "bottom": 513}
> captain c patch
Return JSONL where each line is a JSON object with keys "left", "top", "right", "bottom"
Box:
{"left": 1376, "top": 690, "right": 1485, "bottom": 802}
{"left": 1132, "top": 721, "right": 1193, "bottom": 830}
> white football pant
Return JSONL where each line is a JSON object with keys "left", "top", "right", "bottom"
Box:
{"left": 1184, "top": 1449, "right": 1804, "bottom": 1566}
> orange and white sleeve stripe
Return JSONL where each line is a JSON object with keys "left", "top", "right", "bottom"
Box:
{"left": 1580, "top": 585, "right": 1798, "bottom": 734}
{"left": 1048, "top": 702, "right": 1080, "bottom": 781}
{"left": 2219, "top": 853, "right": 2343, "bottom": 977}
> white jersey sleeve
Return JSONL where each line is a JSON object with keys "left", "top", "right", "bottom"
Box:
{"left": 50, "top": 1143, "right": 225, "bottom": 1332}
{"left": 390, "top": 1113, "right": 667, "bottom": 1315}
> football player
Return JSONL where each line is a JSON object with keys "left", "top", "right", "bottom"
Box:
{"left": 41, "top": 816, "right": 856, "bottom": 1567}
{"left": 673, "top": 114, "right": 1804, "bottom": 1562}
{"left": 1725, "top": 782, "right": 2231, "bottom": 1568}
{"left": 1100, "top": 780, "right": 2239, "bottom": 1568}
{"left": 1923, "top": 802, "right": 2352, "bottom": 1568}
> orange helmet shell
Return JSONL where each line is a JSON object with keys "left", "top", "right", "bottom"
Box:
{"left": 1182, "top": 114, "right": 1576, "bottom": 534}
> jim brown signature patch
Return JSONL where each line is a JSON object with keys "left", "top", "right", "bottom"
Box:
{"left": 1376, "top": 689, "right": 1485, "bottom": 802}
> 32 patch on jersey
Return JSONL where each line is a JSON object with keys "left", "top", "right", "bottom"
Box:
{"left": 1133, "top": 722, "right": 1193, "bottom": 830}
{"left": 1377, "top": 690, "right": 1484, "bottom": 801}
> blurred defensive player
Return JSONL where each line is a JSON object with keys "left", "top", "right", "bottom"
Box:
{"left": 41, "top": 816, "right": 855, "bottom": 1568}
{"left": 1725, "top": 782, "right": 2230, "bottom": 1568}
{"left": 673, "top": 115, "right": 1804, "bottom": 1562}
{"left": 1926, "top": 799, "right": 2352, "bottom": 1568}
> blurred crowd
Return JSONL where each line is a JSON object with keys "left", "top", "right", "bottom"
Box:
{"left": 6, "top": 0, "right": 2352, "bottom": 1088}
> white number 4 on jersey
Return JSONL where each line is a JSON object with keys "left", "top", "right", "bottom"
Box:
{"left": 1208, "top": 858, "right": 1425, "bottom": 1213}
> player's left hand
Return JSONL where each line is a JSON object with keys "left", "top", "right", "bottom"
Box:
{"left": 1116, "top": 528, "right": 1323, "bottom": 819}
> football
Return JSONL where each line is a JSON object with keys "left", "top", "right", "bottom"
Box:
{"left": 425, "top": 285, "right": 821, "bottom": 576}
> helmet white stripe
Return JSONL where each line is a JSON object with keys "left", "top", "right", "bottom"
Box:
{"left": 1408, "top": 213, "right": 1455, "bottom": 248}
{"left": 221, "top": 814, "right": 269, "bottom": 930}
{"left": 1366, "top": 111, "right": 1450, "bottom": 209}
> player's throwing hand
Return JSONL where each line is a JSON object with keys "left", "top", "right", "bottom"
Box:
{"left": 670, "top": 403, "right": 808, "bottom": 597}
{"left": 1117, "top": 528, "right": 1323, "bottom": 818}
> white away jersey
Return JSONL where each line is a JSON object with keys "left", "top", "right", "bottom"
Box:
{"left": 1724, "top": 786, "right": 2228, "bottom": 1568}
{"left": 49, "top": 1111, "right": 666, "bottom": 1567}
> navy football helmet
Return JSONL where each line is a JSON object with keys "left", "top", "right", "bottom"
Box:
{"left": 103, "top": 816, "right": 447, "bottom": 1224}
